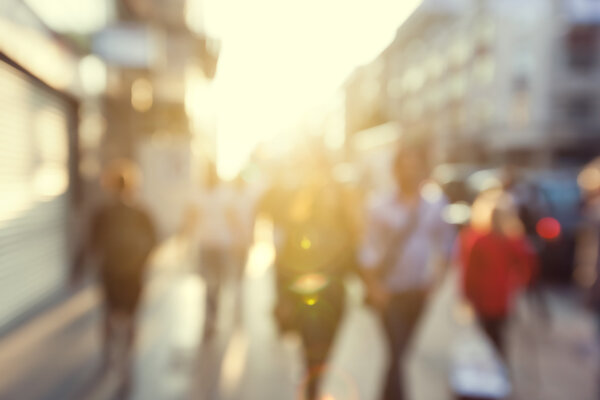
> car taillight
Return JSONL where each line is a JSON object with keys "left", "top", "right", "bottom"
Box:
{"left": 536, "top": 217, "right": 561, "bottom": 240}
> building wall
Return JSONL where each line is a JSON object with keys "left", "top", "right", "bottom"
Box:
{"left": 349, "top": 0, "right": 599, "bottom": 166}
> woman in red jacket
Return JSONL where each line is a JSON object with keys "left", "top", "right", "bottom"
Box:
{"left": 462, "top": 190, "right": 537, "bottom": 356}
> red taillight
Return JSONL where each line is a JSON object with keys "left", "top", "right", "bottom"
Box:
{"left": 536, "top": 217, "right": 561, "bottom": 240}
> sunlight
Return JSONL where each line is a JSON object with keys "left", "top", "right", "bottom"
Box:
{"left": 194, "top": 0, "right": 422, "bottom": 178}
{"left": 245, "top": 218, "right": 276, "bottom": 278}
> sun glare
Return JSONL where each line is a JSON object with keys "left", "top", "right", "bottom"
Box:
{"left": 198, "top": 0, "right": 421, "bottom": 178}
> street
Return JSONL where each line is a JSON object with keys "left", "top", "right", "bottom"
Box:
{"left": 1, "top": 233, "right": 599, "bottom": 400}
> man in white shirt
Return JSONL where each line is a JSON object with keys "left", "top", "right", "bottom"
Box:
{"left": 360, "top": 148, "right": 454, "bottom": 400}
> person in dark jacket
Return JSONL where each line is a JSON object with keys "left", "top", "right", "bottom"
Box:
{"left": 271, "top": 152, "right": 359, "bottom": 400}
{"left": 74, "top": 159, "right": 157, "bottom": 371}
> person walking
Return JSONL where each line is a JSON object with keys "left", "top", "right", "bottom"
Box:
{"left": 360, "top": 147, "right": 454, "bottom": 400}
{"left": 271, "top": 151, "right": 359, "bottom": 400}
{"left": 73, "top": 159, "right": 157, "bottom": 378}
{"left": 189, "top": 163, "right": 236, "bottom": 340}
{"left": 462, "top": 190, "right": 537, "bottom": 356}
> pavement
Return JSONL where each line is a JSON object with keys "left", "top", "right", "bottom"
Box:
{"left": 1, "top": 230, "right": 599, "bottom": 400}
{"left": 408, "top": 270, "right": 600, "bottom": 400}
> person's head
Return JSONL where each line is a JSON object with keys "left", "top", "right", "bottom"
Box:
{"left": 101, "top": 158, "right": 141, "bottom": 200}
{"left": 470, "top": 188, "right": 524, "bottom": 237}
{"left": 470, "top": 189, "right": 501, "bottom": 233}
{"left": 491, "top": 194, "right": 524, "bottom": 237}
{"left": 391, "top": 146, "right": 428, "bottom": 195}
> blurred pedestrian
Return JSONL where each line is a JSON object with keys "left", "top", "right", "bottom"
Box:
{"left": 578, "top": 159, "right": 600, "bottom": 323}
{"left": 189, "top": 163, "right": 236, "bottom": 339}
{"left": 271, "top": 151, "right": 359, "bottom": 400}
{"left": 574, "top": 158, "right": 600, "bottom": 400}
{"left": 72, "top": 159, "right": 157, "bottom": 375}
{"left": 462, "top": 190, "right": 537, "bottom": 356}
{"left": 359, "top": 147, "right": 454, "bottom": 400}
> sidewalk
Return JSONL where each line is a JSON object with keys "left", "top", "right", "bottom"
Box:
{"left": 0, "top": 238, "right": 192, "bottom": 400}
{"left": 408, "top": 269, "right": 600, "bottom": 400}
{"left": 3, "top": 239, "right": 597, "bottom": 400}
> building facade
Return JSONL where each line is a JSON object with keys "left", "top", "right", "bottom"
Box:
{"left": 347, "top": 0, "right": 600, "bottom": 167}
{"left": 0, "top": 0, "right": 219, "bottom": 333}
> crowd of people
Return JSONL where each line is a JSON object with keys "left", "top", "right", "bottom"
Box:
{"left": 71, "top": 144, "right": 600, "bottom": 400}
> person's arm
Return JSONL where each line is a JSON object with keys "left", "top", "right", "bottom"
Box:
{"left": 464, "top": 238, "right": 484, "bottom": 304}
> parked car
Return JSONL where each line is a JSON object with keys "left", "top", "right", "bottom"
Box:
{"left": 515, "top": 169, "right": 583, "bottom": 284}
{"left": 451, "top": 165, "right": 583, "bottom": 284}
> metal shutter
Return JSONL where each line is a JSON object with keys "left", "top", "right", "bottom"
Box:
{"left": 0, "top": 60, "right": 73, "bottom": 330}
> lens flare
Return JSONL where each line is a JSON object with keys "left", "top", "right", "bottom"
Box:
{"left": 290, "top": 273, "right": 329, "bottom": 295}
{"left": 303, "top": 295, "right": 319, "bottom": 306}
{"left": 301, "top": 236, "right": 312, "bottom": 250}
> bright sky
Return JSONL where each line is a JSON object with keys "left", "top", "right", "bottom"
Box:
{"left": 199, "top": 0, "right": 422, "bottom": 177}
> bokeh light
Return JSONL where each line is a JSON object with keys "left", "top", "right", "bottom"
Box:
{"left": 536, "top": 217, "right": 562, "bottom": 241}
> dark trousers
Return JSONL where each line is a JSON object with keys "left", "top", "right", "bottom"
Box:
{"left": 274, "top": 279, "right": 345, "bottom": 400}
{"left": 300, "top": 283, "right": 345, "bottom": 400}
{"left": 381, "top": 289, "right": 428, "bottom": 400}
{"left": 477, "top": 316, "right": 507, "bottom": 358}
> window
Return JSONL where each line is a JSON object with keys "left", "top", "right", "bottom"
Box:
{"left": 509, "top": 76, "right": 531, "bottom": 129}
{"left": 566, "top": 25, "right": 598, "bottom": 70}
{"left": 566, "top": 96, "right": 595, "bottom": 122}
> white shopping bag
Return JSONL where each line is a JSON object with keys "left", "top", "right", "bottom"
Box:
{"left": 449, "top": 329, "right": 512, "bottom": 399}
